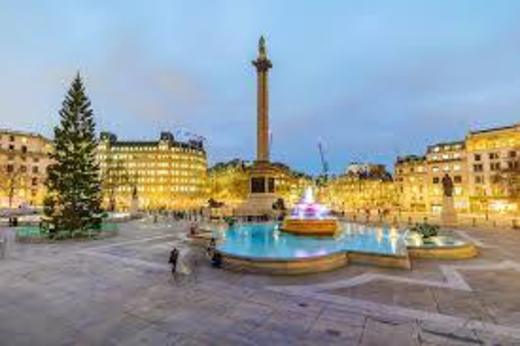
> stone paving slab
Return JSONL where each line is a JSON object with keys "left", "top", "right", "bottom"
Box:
{"left": 2, "top": 221, "right": 520, "bottom": 345}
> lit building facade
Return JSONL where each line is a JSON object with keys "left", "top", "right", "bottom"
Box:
{"left": 323, "top": 164, "right": 397, "bottom": 213}
{"left": 208, "top": 159, "right": 312, "bottom": 209}
{"left": 98, "top": 131, "right": 207, "bottom": 211}
{"left": 425, "top": 141, "right": 469, "bottom": 212}
{"left": 0, "top": 129, "right": 53, "bottom": 208}
{"left": 396, "top": 123, "right": 520, "bottom": 215}
{"left": 208, "top": 159, "right": 249, "bottom": 208}
{"left": 394, "top": 155, "right": 429, "bottom": 212}
{"left": 465, "top": 124, "right": 520, "bottom": 213}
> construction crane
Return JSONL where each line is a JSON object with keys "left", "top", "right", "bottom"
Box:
{"left": 317, "top": 140, "right": 329, "bottom": 179}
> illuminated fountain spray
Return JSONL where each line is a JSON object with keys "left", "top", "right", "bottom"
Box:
{"left": 282, "top": 186, "right": 339, "bottom": 236}
{"left": 292, "top": 187, "right": 329, "bottom": 220}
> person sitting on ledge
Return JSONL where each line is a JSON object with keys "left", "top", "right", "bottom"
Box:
{"left": 211, "top": 251, "right": 222, "bottom": 268}
{"left": 206, "top": 237, "right": 216, "bottom": 258}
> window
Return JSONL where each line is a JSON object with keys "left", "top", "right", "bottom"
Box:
{"left": 473, "top": 164, "right": 483, "bottom": 172}
{"left": 33, "top": 158, "right": 39, "bottom": 163}
{"left": 8, "top": 144, "right": 14, "bottom": 151}
{"left": 31, "top": 177, "right": 38, "bottom": 186}
{"left": 7, "top": 164, "right": 14, "bottom": 173}
{"left": 475, "top": 176, "right": 484, "bottom": 184}
{"left": 20, "top": 165, "right": 27, "bottom": 173}
{"left": 432, "top": 177, "right": 440, "bottom": 184}
{"left": 474, "top": 154, "right": 481, "bottom": 161}
{"left": 508, "top": 161, "right": 519, "bottom": 170}
{"left": 509, "top": 151, "right": 517, "bottom": 158}
{"left": 21, "top": 145, "right": 27, "bottom": 154}
{"left": 454, "top": 176, "right": 462, "bottom": 183}
{"left": 432, "top": 166, "right": 439, "bottom": 173}
{"left": 489, "top": 152, "right": 499, "bottom": 160}
{"left": 490, "top": 162, "right": 500, "bottom": 171}
{"left": 32, "top": 166, "right": 38, "bottom": 174}
{"left": 9, "top": 135, "right": 14, "bottom": 142}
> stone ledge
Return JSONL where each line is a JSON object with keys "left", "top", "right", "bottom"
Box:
{"left": 219, "top": 251, "right": 348, "bottom": 275}
{"left": 408, "top": 243, "right": 478, "bottom": 260}
{"left": 348, "top": 252, "right": 411, "bottom": 270}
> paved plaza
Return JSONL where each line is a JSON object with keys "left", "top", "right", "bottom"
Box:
{"left": 1, "top": 218, "right": 520, "bottom": 345}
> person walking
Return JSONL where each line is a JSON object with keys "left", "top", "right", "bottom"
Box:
{"left": 168, "top": 247, "right": 179, "bottom": 276}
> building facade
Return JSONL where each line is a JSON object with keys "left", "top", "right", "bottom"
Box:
{"left": 394, "top": 155, "right": 429, "bottom": 212}
{"left": 465, "top": 124, "right": 520, "bottom": 213}
{"left": 396, "top": 123, "right": 520, "bottom": 215}
{"left": 425, "top": 140, "right": 469, "bottom": 212}
{"left": 0, "top": 129, "right": 53, "bottom": 208}
{"left": 323, "top": 164, "right": 396, "bottom": 213}
{"left": 208, "top": 159, "right": 312, "bottom": 210}
{"left": 98, "top": 132, "right": 207, "bottom": 211}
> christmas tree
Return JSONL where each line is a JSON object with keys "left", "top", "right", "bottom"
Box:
{"left": 44, "top": 73, "right": 102, "bottom": 235}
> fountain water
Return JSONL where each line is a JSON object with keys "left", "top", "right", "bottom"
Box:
{"left": 281, "top": 187, "right": 339, "bottom": 236}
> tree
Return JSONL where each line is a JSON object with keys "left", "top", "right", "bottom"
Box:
{"left": 44, "top": 73, "right": 102, "bottom": 234}
{"left": 0, "top": 164, "right": 27, "bottom": 208}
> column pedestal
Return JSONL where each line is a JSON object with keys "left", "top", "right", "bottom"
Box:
{"left": 236, "top": 161, "right": 278, "bottom": 217}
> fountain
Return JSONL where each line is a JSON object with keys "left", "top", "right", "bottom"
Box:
{"left": 281, "top": 187, "right": 339, "bottom": 236}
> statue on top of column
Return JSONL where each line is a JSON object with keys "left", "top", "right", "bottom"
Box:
{"left": 259, "top": 36, "right": 267, "bottom": 58}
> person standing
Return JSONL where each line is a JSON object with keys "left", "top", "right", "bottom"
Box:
{"left": 168, "top": 247, "right": 179, "bottom": 276}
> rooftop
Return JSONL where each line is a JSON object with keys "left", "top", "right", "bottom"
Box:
{"left": 100, "top": 131, "right": 205, "bottom": 152}
{"left": 469, "top": 123, "right": 519, "bottom": 136}
{"left": 0, "top": 128, "right": 52, "bottom": 143}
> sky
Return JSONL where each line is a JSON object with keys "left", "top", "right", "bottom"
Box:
{"left": 1, "top": 1, "right": 520, "bottom": 174}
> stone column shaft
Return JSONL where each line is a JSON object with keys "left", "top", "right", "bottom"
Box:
{"left": 257, "top": 70, "right": 269, "bottom": 162}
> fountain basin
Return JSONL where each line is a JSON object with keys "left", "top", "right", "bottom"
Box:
{"left": 209, "top": 223, "right": 477, "bottom": 274}
{"left": 281, "top": 218, "right": 339, "bottom": 236}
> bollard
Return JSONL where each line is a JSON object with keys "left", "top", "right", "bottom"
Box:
{"left": 472, "top": 217, "right": 476, "bottom": 227}
{"left": 408, "top": 216, "right": 412, "bottom": 225}
{"left": 512, "top": 219, "right": 517, "bottom": 229}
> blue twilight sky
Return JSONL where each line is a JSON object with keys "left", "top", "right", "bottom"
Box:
{"left": 1, "top": 1, "right": 520, "bottom": 174}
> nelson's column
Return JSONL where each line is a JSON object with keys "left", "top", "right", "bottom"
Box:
{"left": 237, "top": 36, "right": 279, "bottom": 217}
